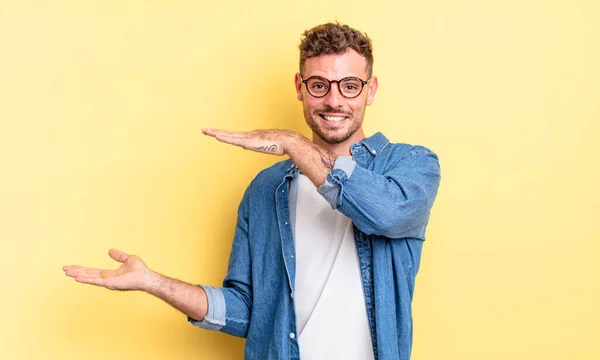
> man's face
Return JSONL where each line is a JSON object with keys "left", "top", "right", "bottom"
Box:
{"left": 295, "top": 49, "right": 378, "bottom": 147}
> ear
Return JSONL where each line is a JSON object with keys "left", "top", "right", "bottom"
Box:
{"left": 366, "top": 76, "right": 379, "bottom": 106}
{"left": 294, "top": 73, "right": 304, "bottom": 101}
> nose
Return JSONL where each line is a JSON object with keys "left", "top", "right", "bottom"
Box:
{"left": 323, "top": 82, "right": 344, "bottom": 108}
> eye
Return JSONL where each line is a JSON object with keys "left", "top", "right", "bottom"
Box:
{"left": 341, "top": 78, "right": 363, "bottom": 93}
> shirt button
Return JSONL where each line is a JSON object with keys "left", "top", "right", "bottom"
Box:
{"left": 372, "top": 150, "right": 377, "bottom": 155}
{"left": 290, "top": 332, "right": 295, "bottom": 339}
{"left": 290, "top": 292, "right": 294, "bottom": 298}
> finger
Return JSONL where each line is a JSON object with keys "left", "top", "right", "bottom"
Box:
{"left": 207, "top": 130, "right": 279, "bottom": 155}
{"left": 203, "top": 128, "right": 245, "bottom": 138}
{"left": 108, "top": 249, "right": 129, "bottom": 263}
{"left": 74, "top": 275, "right": 108, "bottom": 288}
{"left": 75, "top": 268, "right": 116, "bottom": 278}
{"left": 66, "top": 265, "right": 117, "bottom": 278}
{"left": 215, "top": 134, "right": 245, "bottom": 147}
{"left": 202, "top": 128, "right": 216, "bottom": 137}
{"left": 65, "top": 268, "right": 116, "bottom": 282}
{"left": 63, "top": 265, "right": 102, "bottom": 277}
{"left": 204, "top": 130, "right": 234, "bottom": 144}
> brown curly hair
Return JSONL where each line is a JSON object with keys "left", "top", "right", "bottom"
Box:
{"left": 299, "top": 22, "right": 374, "bottom": 78}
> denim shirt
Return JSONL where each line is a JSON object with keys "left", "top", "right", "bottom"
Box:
{"left": 189, "top": 132, "right": 441, "bottom": 360}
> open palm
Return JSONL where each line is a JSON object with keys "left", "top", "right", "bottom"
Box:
{"left": 63, "top": 249, "right": 149, "bottom": 291}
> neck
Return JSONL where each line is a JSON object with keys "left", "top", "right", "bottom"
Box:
{"left": 312, "top": 129, "right": 366, "bottom": 157}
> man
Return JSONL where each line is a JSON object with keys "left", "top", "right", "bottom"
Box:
{"left": 63, "top": 23, "right": 441, "bottom": 360}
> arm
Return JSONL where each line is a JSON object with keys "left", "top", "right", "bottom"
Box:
{"left": 319, "top": 147, "right": 441, "bottom": 239}
{"left": 201, "top": 128, "right": 336, "bottom": 187}
{"left": 202, "top": 129, "right": 440, "bottom": 238}
{"left": 201, "top": 185, "right": 253, "bottom": 337}
{"left": 145, "top": 272, "right": 208, "bottom": 322}
{"left": 285, "top": 135, "right": 337, "bottom": 187}
{"left": 62, "top": 249, "right": 209, "bottom": 322}
{"left": 202, "top": 128, "right": 441, "bottom": 238}
{"left": 64, "top": 189, "right": 255, "bottom": 337}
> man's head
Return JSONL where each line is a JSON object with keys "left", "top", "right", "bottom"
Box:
{"left": 299, "top": 23, "right": 374, "bottom": 79}
{"left": 295, "top": 23, "right": 378, "bottom": 150}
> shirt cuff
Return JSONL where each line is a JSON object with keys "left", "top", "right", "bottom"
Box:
{"left": 317, "top": 156, "right": 356, "bottom": 209}
{"left": 187, "top": 285, "right": 226, "bottom": 331}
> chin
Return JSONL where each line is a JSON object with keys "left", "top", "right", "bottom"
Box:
{"left": 318, "top": 130, "right": 355, "bottom": 145}
{"left": 306, "top": 116, "right": 362, "bottom": 145}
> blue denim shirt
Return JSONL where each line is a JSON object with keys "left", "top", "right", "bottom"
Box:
{"left": 189, "top": 132, "right": 441, "bottom": 360}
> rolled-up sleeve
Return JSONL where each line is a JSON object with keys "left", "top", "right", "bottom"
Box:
{"left": 186, "top": 185, "right": 254, "bottom": 338}
{"left": 317, "top": 156, "right": 357, "bottom": 209}
{"left": 187, "top": 285, "right": 226, "bottom": 330}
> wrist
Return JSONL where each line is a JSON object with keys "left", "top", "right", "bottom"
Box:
{"left": 141, "top": 269, "right": 161, "bottom": 293}
{"left": 284, "top": 131, "right": 308, "bottom": 156}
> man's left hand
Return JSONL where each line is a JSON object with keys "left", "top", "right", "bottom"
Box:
{"left": 202, "top": 128, "right": 299, "bottom": 156}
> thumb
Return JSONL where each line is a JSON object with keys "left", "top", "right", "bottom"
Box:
{"left": 108, "top": 249, "right": 130, "bottom": 263}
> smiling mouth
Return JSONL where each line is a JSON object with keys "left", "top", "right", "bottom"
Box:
{"left": 319, "top": 114, "right": 347, "bottom": 122}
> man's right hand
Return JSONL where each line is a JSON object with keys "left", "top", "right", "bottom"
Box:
{"left": 63, "top": 249, "right": 150, "bottom": 291}
{"left": 63, "top": 249, "right": 209, "bottom": 321}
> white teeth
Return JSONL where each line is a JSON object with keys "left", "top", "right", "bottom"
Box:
{"left": 322, "top": 115, "right": 345, "bottom": 122}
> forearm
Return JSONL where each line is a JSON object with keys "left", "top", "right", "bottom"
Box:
{"left": 143, "top": 270, "right": 208, "bottom": 321}
{"left": 202, "top": 128, "right": 337, "bottom": 187}
{"left": 320, "top": 147, "right": 441, "bottom": 238}
{"left": 286, "top": 134, "right": 337, "bottom": 187}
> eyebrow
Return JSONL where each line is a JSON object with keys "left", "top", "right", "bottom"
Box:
{"left": 305, "top": 74, "right": 365, "bottom": 80}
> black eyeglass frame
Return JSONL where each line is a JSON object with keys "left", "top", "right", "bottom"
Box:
{"left": 300, "top": 75, "right": 370, "bottom": 99}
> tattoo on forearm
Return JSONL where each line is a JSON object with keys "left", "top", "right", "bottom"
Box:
{"left": 320, "top": 154, "right": 335, "bottom": 171}
{"left": 255, "top": 144, "right": 278, "bottom": 152}
{"left": 312, "top": 144, "right": 335, "bottom": 174}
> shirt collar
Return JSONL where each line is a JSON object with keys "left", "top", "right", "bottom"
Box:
{"left": 352, "top": 132, "right": 390, "bottom": 156}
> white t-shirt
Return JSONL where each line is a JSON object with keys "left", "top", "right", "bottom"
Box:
{"left": 293, "top": 174, "right": 375, "bottom": 360}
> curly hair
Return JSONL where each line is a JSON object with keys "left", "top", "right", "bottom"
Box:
{"left": 299, "top": 22, "right": 374, "bottom": 78}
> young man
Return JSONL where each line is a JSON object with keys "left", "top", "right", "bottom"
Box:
{"left": 63, "top": 23, "right": 441, "bottom": 360}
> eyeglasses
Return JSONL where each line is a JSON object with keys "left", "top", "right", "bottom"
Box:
{"left": 301, "top": 75, "right": 369, "bottom": 99}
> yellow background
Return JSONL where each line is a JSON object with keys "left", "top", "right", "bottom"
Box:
{"left": 1, "top": 0, "right": 598, "bottom": 359}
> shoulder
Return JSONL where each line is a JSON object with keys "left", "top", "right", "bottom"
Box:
{"left": 364, "top": 132, "right": 438, "bottom": 160}
{"left": 376, "top": 134, "right": 438, "bottom": 162}
{"left": 373, "top": 135, "right": 440, "bottom": 174}
{"left": 386, "top": 143, "right": 438, "bottom": 161}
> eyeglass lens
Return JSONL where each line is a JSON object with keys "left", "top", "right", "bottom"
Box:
{"left": 305, "top": 77, "right": 364, "bottom": 98}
